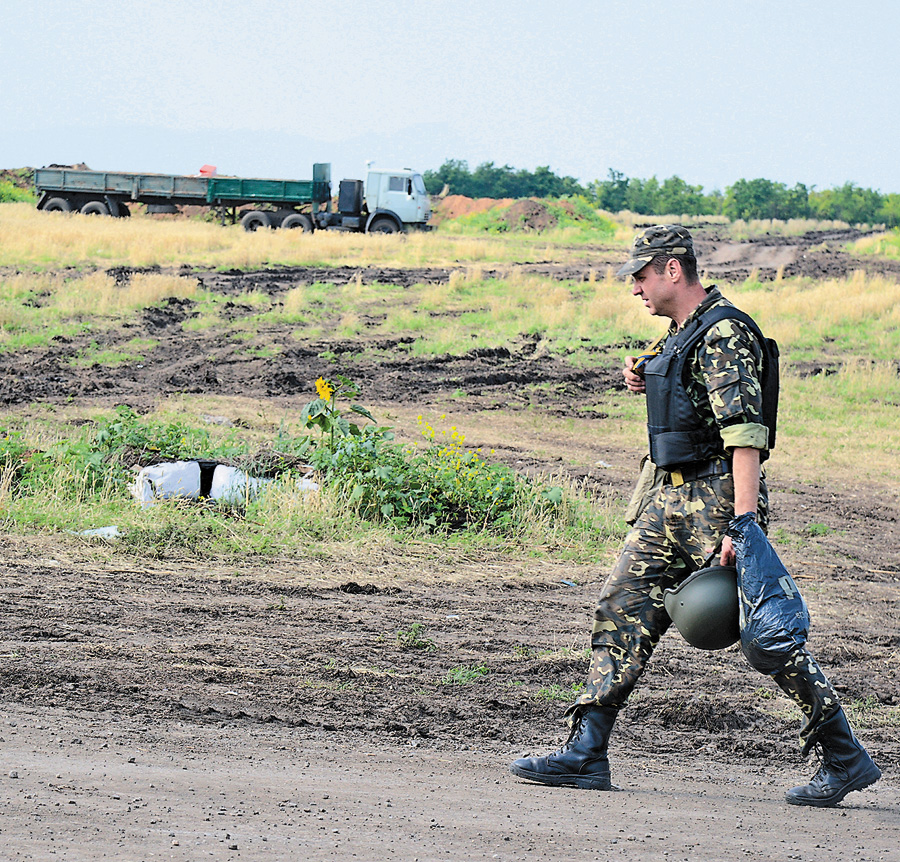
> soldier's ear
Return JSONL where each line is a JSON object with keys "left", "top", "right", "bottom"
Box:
{"left": 668, "top": 258, "right": 680, "bottom": 281}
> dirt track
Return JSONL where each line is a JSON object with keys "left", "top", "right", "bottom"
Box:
{"left": 0, "top": 227, "right": 898, "bottom": 859}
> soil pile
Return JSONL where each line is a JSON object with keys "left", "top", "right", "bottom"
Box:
{"left": 430, "top": 194, "right": 513, "bottom": 225}
{"left": 502, "top": 198, "right": 557, "bottom": 231}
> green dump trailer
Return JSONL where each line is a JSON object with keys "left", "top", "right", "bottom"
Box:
{"left": 33, "top": 162, "right": 431, "bottom": 233}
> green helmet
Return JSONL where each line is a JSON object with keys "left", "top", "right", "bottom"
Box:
{"left": 663, "top": 565, "right": 740, "bottom": 650}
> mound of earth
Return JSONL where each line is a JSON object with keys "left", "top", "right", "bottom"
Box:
{"left": 430, "top": 194, "right": 513, "bottom": 225}
{"left": 502, "top": 198, "right": 557, "bottom": 231}
{"left": 0, "top": 167, "right": 35, "bottom": 192}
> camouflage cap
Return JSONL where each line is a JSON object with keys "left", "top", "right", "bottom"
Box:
{"left": 617, "top": 224, "right": 694, "bottom": 278}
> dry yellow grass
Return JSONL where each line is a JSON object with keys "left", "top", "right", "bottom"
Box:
{"left": 0, "top": 270, "right": 198, "bottom": 323}
{"left": 0, "top": 203, "right": 558, "bottom": 269}
{"left": 729, "top": 270, "right": 900, "bottom": 349}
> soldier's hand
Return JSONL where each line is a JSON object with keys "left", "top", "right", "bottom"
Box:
{"left": 719, "top": 535, "right": 736, "bottom": 567}
{"left": 623, "top": 356, "right": 646, "bottom": 394}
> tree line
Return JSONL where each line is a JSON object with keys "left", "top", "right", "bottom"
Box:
{"left": 423, "top": 161, "right": 900, "bottom": 227}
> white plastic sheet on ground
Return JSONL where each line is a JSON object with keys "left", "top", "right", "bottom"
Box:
{"left": 129, "top": 461, "right": 202, "bottom": 506}
{"left": 209, "top": 465, "right": 272, "bottom": 506}
{"left": 129, "top": 461, "right": 319, "bottom": 508}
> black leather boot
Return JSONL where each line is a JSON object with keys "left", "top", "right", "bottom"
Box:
{"left": 510, "top": 706, "right": 617, "bottom": 790}
{"left": 785, "top": 708, "right": 882, "bottom": 807}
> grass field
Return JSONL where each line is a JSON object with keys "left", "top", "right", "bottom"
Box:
{"left": 0, "top": 202, "right": 898, "bottom": 560}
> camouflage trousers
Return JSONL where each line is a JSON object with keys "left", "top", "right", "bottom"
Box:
{"left": 771, "top": 646, "right": 842, "bottom": 755}
{"left": 567, "top": 473, "right": 841, "bottom": 748}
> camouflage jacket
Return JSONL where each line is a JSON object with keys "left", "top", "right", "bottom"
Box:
{"left": 624, "top": 287, "right": 769, "bottom": 523}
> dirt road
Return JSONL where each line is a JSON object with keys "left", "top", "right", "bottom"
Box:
{"left": 2, "top": 702, "right": 896, "bottom": 862}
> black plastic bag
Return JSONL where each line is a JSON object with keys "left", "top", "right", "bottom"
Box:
{"left": 727, "top": 512, "right": 809, "bottom": 674}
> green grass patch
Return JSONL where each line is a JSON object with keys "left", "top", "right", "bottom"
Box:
{"left": 0, "top": 390, "right": 623, "bottom": 563}
{"left": 441, "top": 196, "right": 617, "bottom": 241}
{"left": 0, "top": 181, "right": 35, "bottom": 204}
{"left": 69, "top": 337, "right": 159, "bottom": 367}
{"left": 850, "top": 228, "right": 900, "bottom": 259}
{"left": 776, "top": 362, "right": 900, "bottom": 484}
{"left": 441, "top": 664, "right": 489, "bottom": 685}
{"left": 536, "top": 682, "right": 585, "bottom": 702}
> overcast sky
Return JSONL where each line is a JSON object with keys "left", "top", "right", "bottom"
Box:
{"left": 3, "top": 1, "right": 899, "bottom": 193}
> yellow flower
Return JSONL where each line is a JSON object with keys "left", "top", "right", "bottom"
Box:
{"left": 315, "top": 377, "right": 334, "bottom": 401}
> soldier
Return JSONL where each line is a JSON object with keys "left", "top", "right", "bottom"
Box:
{"left": 510, "top": 225, "right": 881, "bottom": 807}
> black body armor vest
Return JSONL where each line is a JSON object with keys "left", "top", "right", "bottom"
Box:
{"left": 643, "top": 304, "right": 779, "bottom": 470}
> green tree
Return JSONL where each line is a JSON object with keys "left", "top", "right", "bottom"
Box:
{"left": 809, "top": 182, "right": 882, "bottom": 224}
{"left": 423, "top": 160, "right": 585, "bottom": 199}
{"left": 423, "top": 159, "right": 477, "bottom": 197}
{"left": 624, "top": 176, "right": 661, "bottom": 214}
{"left": 657, "top": 175, "right": 708, "bottom": 216}
{"left": 724, "top": 178, "right": 810, "bottom": 220}
{"left": 878, "top": 194, "right": 900, "bottom": 227}
{"left": 588, "top": 169, "right": 629, "bottom": 212}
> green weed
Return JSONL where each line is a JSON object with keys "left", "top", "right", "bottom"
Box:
{"left": 395, "top": 623, "right": 437, "bottom": 652}
{"left": 441, "top": 664, "right": 489, "bottom": 685}
{"left": 843, "top": 696, "right": 900, "bottom": 730}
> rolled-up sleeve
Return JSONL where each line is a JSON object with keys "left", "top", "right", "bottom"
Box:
{"left": 695, "top": 318, "right": 768, "bottom": 453}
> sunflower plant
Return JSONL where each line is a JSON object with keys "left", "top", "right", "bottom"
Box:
{"left": 299, "top": 377, "right": 568, "bottom": 532}
{"left": 301, "top": 375, "right": 379, "bottom": 451}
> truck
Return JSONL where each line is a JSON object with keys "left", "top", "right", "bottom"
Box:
{"left": 32, "top": 163, "right": 432, "bottom": 233}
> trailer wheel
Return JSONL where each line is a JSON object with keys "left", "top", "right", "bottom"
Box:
{"left": 281, "top": 213, "right": 314, "bottom": 233}
{"left": 107, "top": 199, "right": 130, "bottom": 218}
{"left": 43, "top": 197, "right": 73, "bottom": 213}
{"left": 240, "top": 211, "right": 271, "bottom": 232}
{"left": 368, "top": 216, "right": 399, "bottom": 234}
{"left": 81, "top": 200, "right": 110, "bottom": 216}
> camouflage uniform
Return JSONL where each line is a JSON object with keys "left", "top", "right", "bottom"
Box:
{"left": 568, "top": 287, "right": 839, "bottom": 751}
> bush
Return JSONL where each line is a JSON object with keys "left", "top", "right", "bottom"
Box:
{"left": 303, "top": 382, "right": 557, "bottom": 531}
{"left": 0, "top": 181, "right": 35, "bottom": 204}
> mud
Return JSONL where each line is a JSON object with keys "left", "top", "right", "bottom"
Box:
{"left": 0, "top": 226, "right": 897, "bottom": 859}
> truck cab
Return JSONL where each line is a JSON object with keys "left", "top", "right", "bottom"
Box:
{"left": 364, "top": 169, "right": 431, "bottom": 232}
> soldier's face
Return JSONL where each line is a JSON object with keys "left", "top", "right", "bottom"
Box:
{"left": 631, "top": 263, "right": 677, "bottom": 318}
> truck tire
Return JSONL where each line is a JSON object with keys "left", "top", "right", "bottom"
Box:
{"left": 81, "top": 200, "right": 110, "bottom": 216}
{"left": 240, "top": 211, "right": 271, "bottom": 232}
{"left": 43, "top": 197, "right": 73, "bottom": 213}
{"left": 281, "top": 213, "right": 314, "bottom": 232}
{"left": 108, "top": 199, "right": 130, "bottom": 218}
{"left": 368, "top": 216, "right": 399, "bottom": 234}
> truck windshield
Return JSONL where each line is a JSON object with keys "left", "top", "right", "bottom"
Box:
{"left": 412, "top": 174, "right": 427, "bottom": 195}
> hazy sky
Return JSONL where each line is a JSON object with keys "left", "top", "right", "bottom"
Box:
{"left": 3, "top": 1, "right": 899, "bottom": 193}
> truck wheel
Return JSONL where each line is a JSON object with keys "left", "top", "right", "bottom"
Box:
{"left": 240, "top": 211, "right": 271, "bottom": 232}
{"left": 43, "top": 197, "right": 73, "bottom": 213}
{"left": 368, "top": 216, "right": 399, "bottom": 234}
{"left": 81, "top": 200, "right": 110, "bottom": 216}
{"left": 281, "top": 213, "right": 314, "bottom": 232}
{"left": 108, "top": 200, "right": 130, "bottom": 218}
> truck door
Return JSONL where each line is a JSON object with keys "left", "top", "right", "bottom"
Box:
{"left": 379, "top": 173, "right": 419, "bottom": 225}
